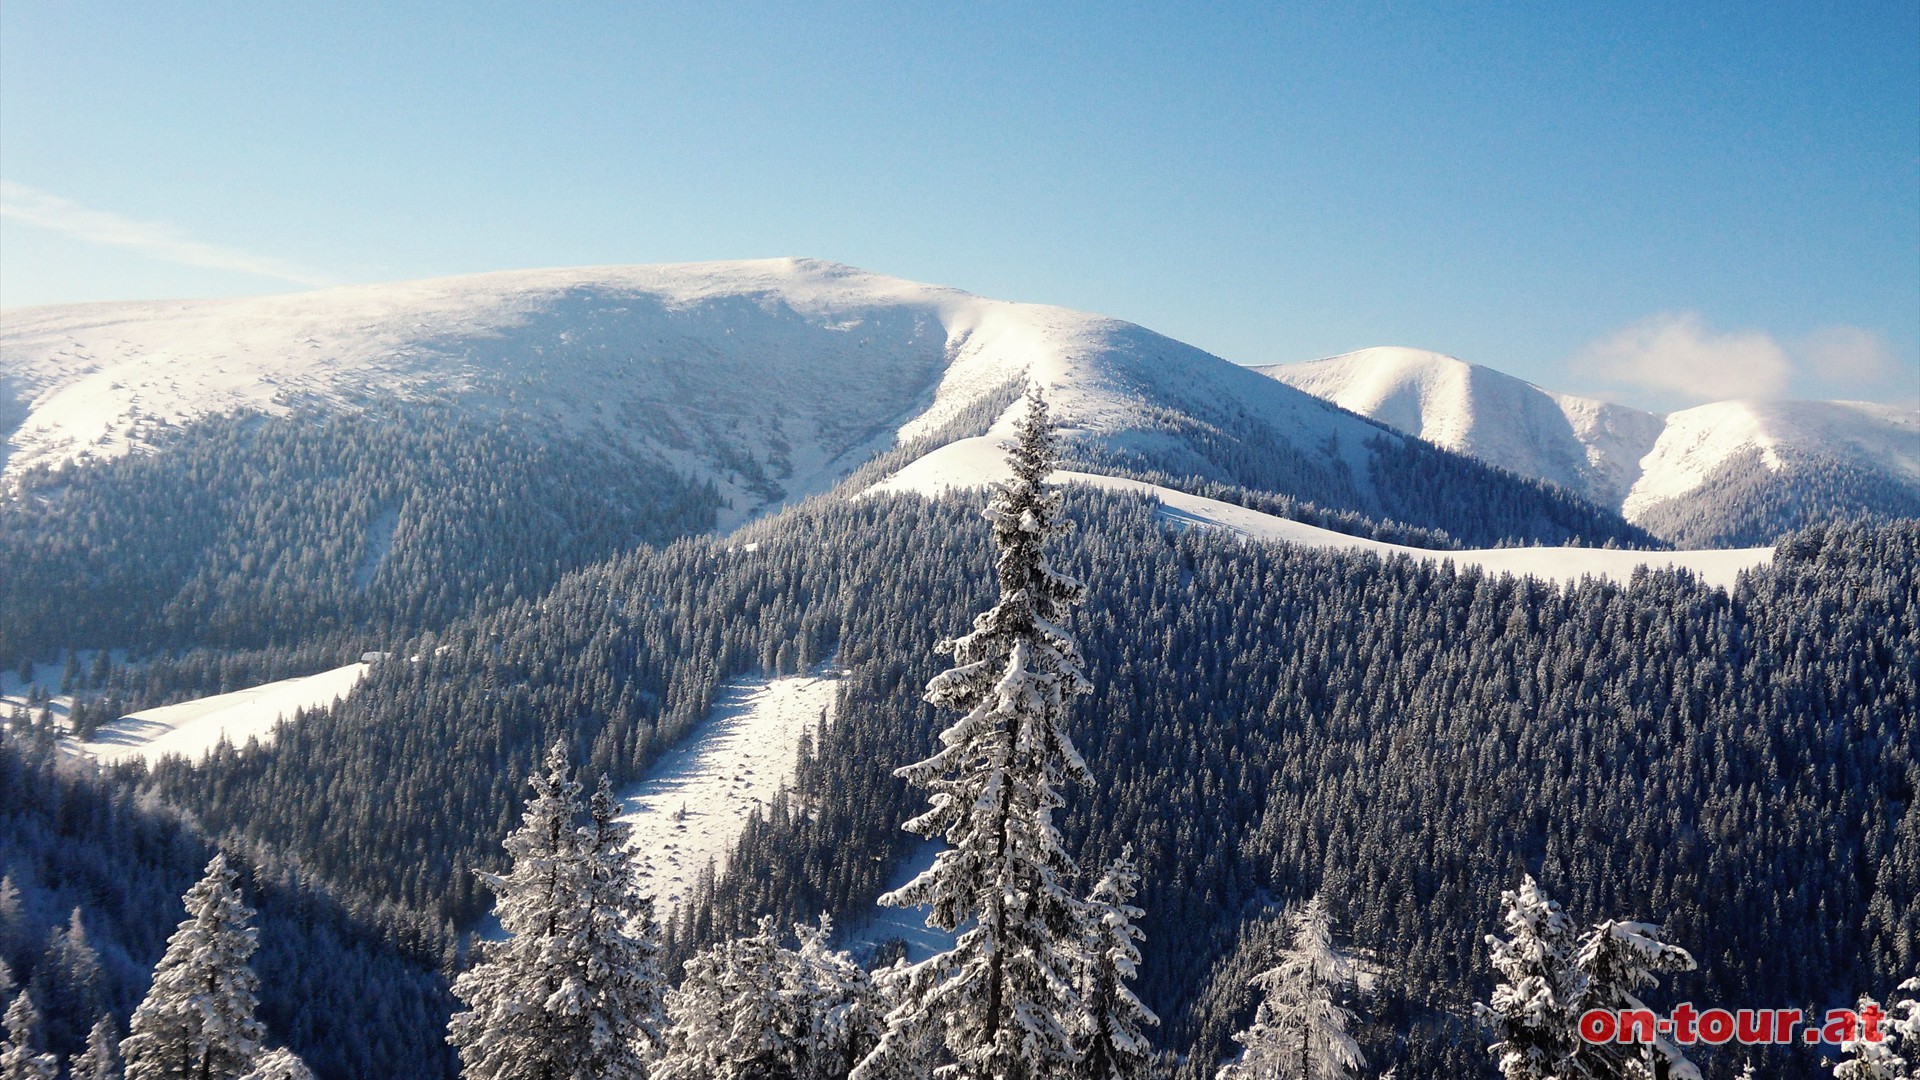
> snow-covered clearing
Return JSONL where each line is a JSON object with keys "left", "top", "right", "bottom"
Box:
{"left": 78, "top": 662, "right": 369, "bottom": 765}
{"left": 618, "top": 666, "right": 845, "bottom": 918}
{"left": 870, "top": 436, "right": 1773, "bottom": 590}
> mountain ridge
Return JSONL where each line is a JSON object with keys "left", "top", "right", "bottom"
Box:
{"left": 1257, "top": 345, "right": 1920, "bottom": 544}
{"left": 1, "top": 258, "right": 1639, "bottom": 551}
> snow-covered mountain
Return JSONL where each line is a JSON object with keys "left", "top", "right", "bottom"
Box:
{"left": 3, "top": 259, "right": 1408, "bottom": 523}
{"left": 1258, "top": 346, "right": 1920, "bottom": 545}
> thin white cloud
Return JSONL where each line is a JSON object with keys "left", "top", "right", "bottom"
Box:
{"left": 1570, "top": 312, "right": 1914, "bottom": 408}
{"left": 1572, "top": 312, "right": 1791, "bottom": 403}
{"left": 0, "top": 180, "right": 332, "bottom": 287}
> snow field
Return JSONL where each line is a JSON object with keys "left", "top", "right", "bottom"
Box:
{"left": 78, "top": 662, "right": 371, "bottom": 765}
{"left": 617, "top": 666, "right": 846, "bottom": 918}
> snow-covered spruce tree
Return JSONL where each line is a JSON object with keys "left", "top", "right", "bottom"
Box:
{"left": 578, "top": 776, "right": 668, "bottom": 1080}
{"left": 1477, "top": 875, "right": 1584, "bottom": 1080}
{"left": 1834, "top": 978, "right": 1916, "bottom": 1080}
{"left": 657, "top": 913, "right": 881, "bottom": 1080}
{"left": 857, "top": 385, "right": 1095, "bottom": 1079}
{"left": 2, "top": 989, "right": 58, "bottom": 1080}
{"left": 1075, "top": 845, "right": 1158, "bottom": 1080}
{"left": 235, "top": 1048, "right": 315, "bottom": 1080}
{"left": 447, "top": 742, "right": 596, "bottom": 1080}
{"left": 71, "top": 1015, "right": 125, "bottom": 1080}
{"left": 656, "top": 916, "right": 786, "bottom": 1080}
{"left": 786, "top": 915, "right": 886, "bottom": 1080}
{"left": 120, "top": 853, "right": 266, "bottom": 1080}
{"left": 1215, "top": 895, "right": 1363, "bottom": 1080}
{"left": 1834, "top": 993, "right": 1906, "bottom": 1080}
{"left": 1572, "top": 919, "right": 1699, "bottom": 1080}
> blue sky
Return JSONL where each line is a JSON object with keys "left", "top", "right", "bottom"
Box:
{"left": 3, "top": 3, "right": 1915, "bottom": 409}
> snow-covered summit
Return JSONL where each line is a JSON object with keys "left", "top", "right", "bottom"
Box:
{"left": 0, "top": 258, "right": 1395, "bottom": 522}
{"left": 1625, "top": 398, "right": 1920, "bottom": 520}
{"left": 1259, "top": 346, "right": 1920, "bottom": 542}
{"left": 1257, "top": 347, "right": 1664, "bottom": 508}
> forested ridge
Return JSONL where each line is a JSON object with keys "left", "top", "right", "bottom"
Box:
{"left": 116, "top": 486, "right": 1916, "bottom": 1078}
{"left": 0, "top": 405, "right": 721, "bottom": 663}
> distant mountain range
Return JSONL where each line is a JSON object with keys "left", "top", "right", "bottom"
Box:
{"left": 0, "top": 259, "right": 1635, "bottom": 549}
{"left": 4, "top": 261, "right": 1910, "bottom": 552}
{"left": 1259, "top": 346, "right": 1920, "bottom": 545}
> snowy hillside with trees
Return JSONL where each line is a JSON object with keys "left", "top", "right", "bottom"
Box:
{"left": 1260, "top": 346, "right": 1920, "bottom": 545}
{"left": 1, "top": 268, "right": 1912, "bottom": 1080}
{"left": 872, "top": 431, "right": 1771, "bottom": 590}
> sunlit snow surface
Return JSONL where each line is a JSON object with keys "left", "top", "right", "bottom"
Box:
{"left": 0, "top": 258, "right": 1402, "bottom": 528}
{"left": 872, "top": 435, "right": 1772, "bottom": 591}
{"left": 77, "top": 662, "right": 370, "bottom": 765}
{"left": 1259, "top": 347, "right": 1920, "bottom": 525}
{"left": 618, "top": 667, "right": 845, "bottom": 918}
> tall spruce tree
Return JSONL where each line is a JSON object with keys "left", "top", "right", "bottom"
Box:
{"left": 577, "top": 776, "right": 668, "bottom": 1080}
{"left": 1215, "top": 896, "right": 1363, "bottom": 1080}
{"left": 1572, "top": 919, "right": 1699, "bottom": 1080}
{"left": 447, "top": 742, "right": 596, "bottom": 1080}
{"left": 1478, "top": 876, "right": 1584, "bottom": 1080}
{"left": 2, "top": 989, "right": 58, "bottom": 1080}
{"left": 30, "top": 907, "right": 106, "bottom": 1058}
{"left": 859, "top": 387, "right": 1096, "bottom": 1080}
{"left": 120, "top": 854, "right": 266, "bottom": 1080}
{"left": 1074, "top": 845, "right": 1158, "bottom": 1080}
{"left": 71, "top": 1015, "right": 124, "bottom": 1080}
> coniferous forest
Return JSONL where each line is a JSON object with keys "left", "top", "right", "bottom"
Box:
{"left": 1, "top": 389, "right": 1915, "bottom": 1079}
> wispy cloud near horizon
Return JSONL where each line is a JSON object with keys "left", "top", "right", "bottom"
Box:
{"left": 0, "top": 181, "right": 333, "bottom": 288}
{"left": 1569, "top": 311, "right": 1912, "bottom": 409}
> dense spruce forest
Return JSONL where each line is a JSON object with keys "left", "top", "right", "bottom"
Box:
{"left": 1, "top": 388, "right": 1913, "bottom": 1077}
{"left": 110, "top": 486, "right": 1914, "bottom": 1078}
{"left": 0, "top": 371, "right": 1661, "bottom": 677}
{"left": 0, "top": 406, "right": 721, "bottom": 664}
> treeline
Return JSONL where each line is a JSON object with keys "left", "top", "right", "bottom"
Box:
{"left": 0, "top": 733, "right": 458, "bottom": 1079}
{"left": 135, "top": 482, "right": 1915, "bottom": 1077}
{"left": 1059, "top": 389, "right": 1658, "bottom": 549}
{"left": 0, "top": 405, "right": 720, "bottom": 666}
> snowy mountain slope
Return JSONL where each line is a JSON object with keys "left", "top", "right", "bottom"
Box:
{"left": 1258, "top": 347, "right": 1663, "bottom": 507}
{"left": 2, "top": 259, "right": 1399, "bottom": 526}
{"left": 1625, "top": 399, "right": 1920, "bottom": 517}
{"left": 871, "top": 434, "right": 1772, "bottom": 590}
{"left": 1258, "top": 346, "right": 1920, "bottom": 543}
